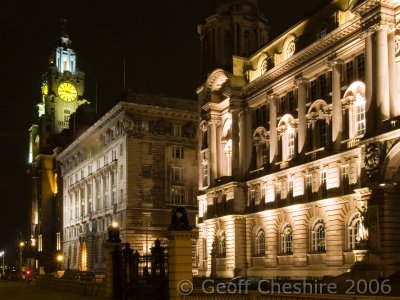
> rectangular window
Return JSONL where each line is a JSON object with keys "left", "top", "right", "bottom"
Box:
{"left": 142, "top": 165, "right": 152, "bottom": 178}
{"left": 356, "top": 53, "right": 365, "bottom": 81}
{"left": 88, "top": 165, "right": 92, "bottom": 175}
{"left": 261, "top": 143, "right": 268, "bottom": 165}
{"left": 279, "top": 96, "right": 286, "bottom": 114}
{"left": 171, "top": 167, "right": 183, "bottom": 183}
{"left": 318, "top": 74, "right": 327, "bottom": 98}
{"left": 56, "top": 232, "right": 61, "bottom": 251}
{"left": 104, "top": 154, "right": 108, "bottom": 165}
{"left": 355, "top": 104, "right": 366, "bottom": 136}
{"left": 275, "top": 182, "right": 282, "bottom": 201}
{"left": 287, "top": 90, "right": 296, "bottom": 112}
{"left": 260, "top": 186, "right": 266, "bottom": 202}
{"left": 119, "top": 165, "right": 124, "bottom": 180}
{"left": 249, "top": 189, "right": 256, "bottom": 206}
{"left": 202, "top": 163, "right": 209, "bottom": 187}
{"left": 172, "top": 146, "right": 184, "bottom": 159}
{"left": 318, "top": 120, "right": 327, "bottom": 148}
{"left": 141, "top": 121, "right": 149, "bottom": 133}
{"left": 287, "top": 132, "right": 295, "bottom": 159}
{"left": 119, "top": 143, "right": 124, "bottom": 156}
{"left": 310, "top": 79, "right": 317, "bottom": 100}
{"left": 345, "top": 60, "right": 354, "bottom": 86}
{"left": 142, "top": 189, "right": 152, "bottom": 203}
{"left": 171, "top": 187, "right": 185, "bottom": 205}
{"left": 173, "top": 124, "right": 182, "bottom": 137}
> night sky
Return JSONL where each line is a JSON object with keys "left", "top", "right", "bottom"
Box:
{"left": 0, "top": 0, "right": 322, "bottom": 264}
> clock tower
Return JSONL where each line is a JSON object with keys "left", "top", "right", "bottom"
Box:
{"left": 38, "top": 20, "right": 87, "bottom": 143}
{"left": 27, "top": 20, "right": 89, "bottom": 273}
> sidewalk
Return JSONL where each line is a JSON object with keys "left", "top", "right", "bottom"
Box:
{"left": 0, "top": 280, "right": 105, "bottom": 300}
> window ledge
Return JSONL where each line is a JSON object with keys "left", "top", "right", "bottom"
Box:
{"left": 305, "top": 147, "right": 325, "bottom": 156}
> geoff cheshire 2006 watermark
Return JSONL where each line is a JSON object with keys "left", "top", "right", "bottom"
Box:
{"left": 177, "top": 278, "right": 392, "bottom": 295}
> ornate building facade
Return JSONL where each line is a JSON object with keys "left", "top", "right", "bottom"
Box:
{"left": 197, "top": 0, "right": 400, "bottom": 279}
{"left": 28, "top": 22, "right": 88, "bottom": 273}
{"left": 57, "top": 93, "right": 198, "bottom": 271}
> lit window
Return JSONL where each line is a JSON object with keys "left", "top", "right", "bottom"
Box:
{"left": 281, "top": 225, "right": 293, "bottom": 254}
{"left": 255, "top": 229, "right": 265, "bottom": 256}
{"left": 348, "top": 214, "right": 360, "bottom": 250}
{"left": 355, "top": 103, "right": 366, "bottom": 137}
{"left": 260, "top": 186, "right": 266, "bottom": 202}
{"left": 56, "top": 232, "right": 61, "bottom": 251}
{"left": 311, "top": 220, "right": 326, "bottom": 252}
{"left": 248, "top": 189, "right": 256, "bottom": 206}
{"left": 171, "top": 187, "right": 185, "bottom": 205}
{"left": 261, "top": 143, "right": 268, "bottom": 165}
{"left": 202, "top": 162, "right": 209, "bottom": 187}
{"left": 218, "top": 234, "right": 226, "bottom": 258}
{"left": 283, "top": 131, "right": 295, "bottom": 160}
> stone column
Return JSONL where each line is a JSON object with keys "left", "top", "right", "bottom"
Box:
{"left": 329, "top": 57, "right": 343, "bottom": 151}
{"left": 209, "top": 118, "right": 218, "bottom": 183}
{"left": 167, "top": 231, "right": 196, "bottom": 300}
{"left": 364, "top": 33, "right": 375, "bottom": 137}
{"left": 230, "top": 98, "right": 241, "bottom": 178}
{"left": 388, "top": 31, "right": 398, "bottom": 118}
{"left": 268, "top": 94, "right": 278, "bottom": 166}
{"left": 295, "top": 76, "right": 307, "bottom": 158}
{"left": 396, "top": 33, "right": 400, "bottom": 117}
{"left": 375, "top": 26, "right": 390, "bottom": 125}
{"left": 239, "top": 108, "right": 252, "bottom": 178}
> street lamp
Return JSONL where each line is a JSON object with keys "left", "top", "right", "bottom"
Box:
{"left": 56, "top": 254, "right": 64, "bottom": 271}
{"left": 19, "top": 242, "right": 24, "bottom": 279}
{"left": 0, "top": 251, "right": 4, "bottom": 278}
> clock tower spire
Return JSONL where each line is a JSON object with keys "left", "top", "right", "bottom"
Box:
{"left": 37, "top": 19, "right": 87, "bottom": 140}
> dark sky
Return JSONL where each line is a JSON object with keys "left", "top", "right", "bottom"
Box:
{"left": 0, "top": 0, "right": 322, "bottom": 264}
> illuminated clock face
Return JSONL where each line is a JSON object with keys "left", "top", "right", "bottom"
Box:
{"left": 57, "top": 82, "right": 78, "bottom": 102}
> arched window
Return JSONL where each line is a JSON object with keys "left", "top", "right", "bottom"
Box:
{"left": 281, "top": 225, "right": 293, "bottom": 254}
{"left": 218, "top": 233, "right": 226, "bottom": 258}
{"left": 277, "top": 114, "right": 297, "bottom": 161}
{"left": 311, "top": 219, "right": 326, "bottom": 253}
{"left": 306, "top": 100, "right": 331, "bottom": 151}
{"left": 255, "top": 229, "right": 265, "bottom": 256}
{"left": 348, "top": 214, "right": 360, "bottom": 250}
{"left": 342, "top": 82, "right": 366, "bottom": 139}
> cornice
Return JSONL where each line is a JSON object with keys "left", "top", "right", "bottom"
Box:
{"left": 245, "top": 18, "right": 361, "bottom": 94}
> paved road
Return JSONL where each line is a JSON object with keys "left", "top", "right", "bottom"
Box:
{"left": 0, "top": 280, "right": 105, "bottom": 300}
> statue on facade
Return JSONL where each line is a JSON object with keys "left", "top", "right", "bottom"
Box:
{"left": 168, "top": 206, "right": 192, "bottom": 231}
{"left": 364, "top": 142, "right": 381, "bottom": 179}
{"left": 356, "top": 206, "right": 369, "bottom": 248}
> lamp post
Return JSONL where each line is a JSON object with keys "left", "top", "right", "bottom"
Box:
{"left": 19, "top": 242, "right": 24, "bottom": 279}
{"left": 0, "top": 251, "right": 4, "bottom": 278}
{"left": 56, "top": 254, "right": 64, "bottom": 272}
